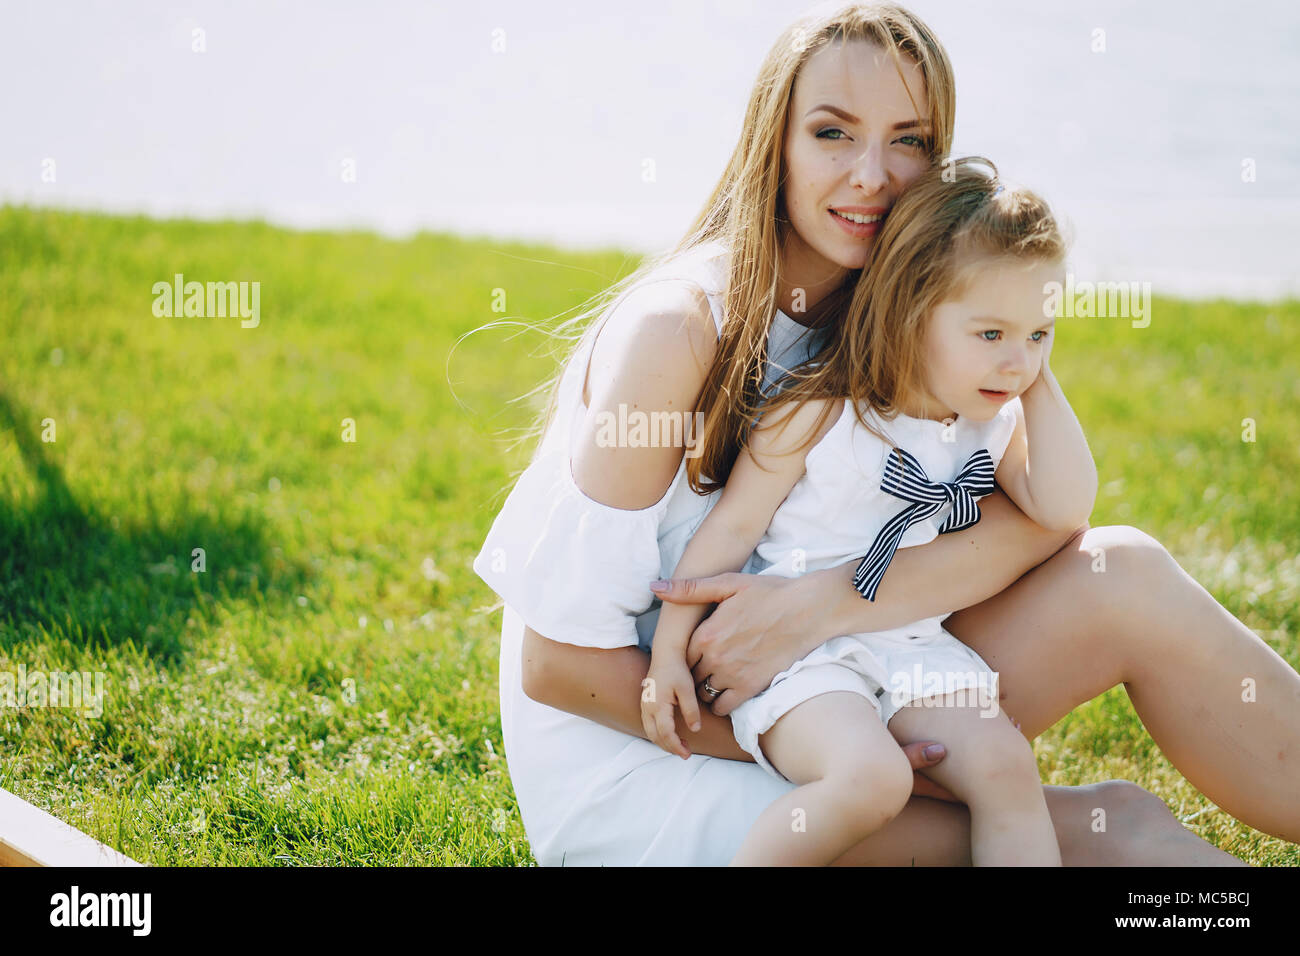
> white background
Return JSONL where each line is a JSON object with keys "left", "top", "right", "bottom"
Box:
{"left": 3, "top": 0, "right": 1297, "bottom": 299}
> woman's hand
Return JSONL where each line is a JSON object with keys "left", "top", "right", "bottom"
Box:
{"left": 651, "top": 571, "right": 831, "bottom": 716}
{"left": 896, "top": 713, "right": 1022, "bottom": 804}
{"left": 899, "top": 741, "right": 958, "bottom": 803}
{"left": 640, "top": 652, "right": 702, "bottom": 760}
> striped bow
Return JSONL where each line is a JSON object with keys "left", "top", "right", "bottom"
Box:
{"left": 853, "top": 446, "right": 997, "bottom": 601}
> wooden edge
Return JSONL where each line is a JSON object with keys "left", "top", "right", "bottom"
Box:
{"left": 0, "top": 787, "right": 142, "bottom": 867}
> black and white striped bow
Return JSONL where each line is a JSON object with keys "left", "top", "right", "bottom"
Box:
{"left": 852, "top": 446, "right": 997, "bottom": 601}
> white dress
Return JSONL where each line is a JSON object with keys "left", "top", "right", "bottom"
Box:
{"left": 473, "top": 240, "right": 832, "bottom": 865}
{"left": 728, "top": 397, "right": 1020, "bottom": 779}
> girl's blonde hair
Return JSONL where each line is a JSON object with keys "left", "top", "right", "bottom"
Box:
{"left": 760, "top": 155, "right": 1067, "bottom": 453}
{"left": 512, "top": 2, "right": 956, "bottom": 494}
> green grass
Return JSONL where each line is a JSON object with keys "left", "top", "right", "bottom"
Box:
{"left": 0, "top": 204, "right": 1296, "bottom": 865}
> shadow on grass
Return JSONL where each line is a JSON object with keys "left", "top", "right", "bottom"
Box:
{"left": 0, "top": 390, "right": 313, "bottom": 661}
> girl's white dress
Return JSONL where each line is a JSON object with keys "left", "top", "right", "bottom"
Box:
{"left": 472, "top": 240, "right": 1006, "bottom": 864}
{"left": 727, "top": 396, "right": 1019, "bottom": 779}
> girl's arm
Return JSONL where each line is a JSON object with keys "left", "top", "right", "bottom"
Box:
{"left": 642, "top": 398, "right": 839, "bottom": 756}
{"left": 995, "top": 363, "right": 1098, "bottom": 533}
{"left": 650, "top": 396, "right": 840, "bottom": 658}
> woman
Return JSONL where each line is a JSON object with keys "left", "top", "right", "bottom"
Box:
{"left": 474, "top": 2, "right": 1298, "bottom": 865}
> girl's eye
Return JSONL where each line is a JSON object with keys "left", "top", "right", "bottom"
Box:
{"left": 1030, "top": 330, "right": 1048, "bottom": 342}
{"left": 816, "top": 128, "right": 846, "bottom": 141}
{"left": 980, "top": 330, "right": 999, "bottom": 341}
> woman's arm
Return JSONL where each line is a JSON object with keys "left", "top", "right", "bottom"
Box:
{"left": 570, "top": 280, "right": 718, "bottom": 508}
{"left": 522, "top": 626, "right": 754, "bottom": 760}
{"left": 819, "top": 486, "right": 1081, "bottom": 638}
{"left": 521, "top": 278, "right": 732, "bottom": 736}
{"left": 522, "top": 624, "right": 962, "bottom": 802}
{"left": 655, "top": 488, "right": 1083, "bottom": 715}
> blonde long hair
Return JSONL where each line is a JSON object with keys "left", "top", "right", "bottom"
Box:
{"left": 513, "top": 2, "right": 956, "bottom": 493}
{"left": 760, "top": 156, "right": 1067, "bottom": 455}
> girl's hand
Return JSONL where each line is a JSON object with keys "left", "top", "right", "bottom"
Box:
{"left": 1034, "top": 327, "right": 1055, "bottom": 381}
{"left": 651, "top": 571, "right": 815, "bottom": 716}
{"left": 640, "top": 654, "right": 702, "bottom": 760}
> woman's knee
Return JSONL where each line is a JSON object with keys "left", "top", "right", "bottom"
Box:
{"left": 1075, "top": 524, "right": 1176, "bottom": 580}
{"left": 1069, "top": 525, "right": 1184, "bottom": 641}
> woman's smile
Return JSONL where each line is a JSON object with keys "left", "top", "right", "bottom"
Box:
{"left": 829, "top": 205, "right": 887, "bottom": 238}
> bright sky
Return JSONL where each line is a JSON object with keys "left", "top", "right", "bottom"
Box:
{"left": 3, "top": 0, "right": 1297, "bottom": 298}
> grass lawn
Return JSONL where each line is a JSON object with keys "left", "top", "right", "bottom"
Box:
{"left": 1, "top": 205, "right": 1296, "bottom": 865}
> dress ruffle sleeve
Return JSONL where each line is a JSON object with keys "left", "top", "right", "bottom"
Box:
{"left": 473, "top": 444, "right": 685, "bottom": 650}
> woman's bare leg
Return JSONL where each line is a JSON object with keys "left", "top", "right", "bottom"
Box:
{"left": 944, "top": 524, "right": 1300, "bottom": 843}
{"left": 831, "top": 780, "right": 1245, "bottom": 866}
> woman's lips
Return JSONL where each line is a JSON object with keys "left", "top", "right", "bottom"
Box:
{"left": 829, "top": 208, "right": 882, "bottom": 238}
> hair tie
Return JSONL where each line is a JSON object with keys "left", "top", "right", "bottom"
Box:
{"left": 992, "top": 183, "right": 1005, "bottom": 196}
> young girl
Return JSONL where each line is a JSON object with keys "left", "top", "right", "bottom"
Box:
{"left": 642, "top": 157, "right": 1098, "bottom": 866}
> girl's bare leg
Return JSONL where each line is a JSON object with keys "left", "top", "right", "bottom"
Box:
{"left": 831, "top": 780, "right": 1244, "bottom": 866}
{"left": 888, "top": 695, "right": 1060, "bottom": 865}
{"left": 732, "top": 691, "right": 913, "bottom": 866}
{"left": 943, "top": 524, "right": 1300, "bottom": 843}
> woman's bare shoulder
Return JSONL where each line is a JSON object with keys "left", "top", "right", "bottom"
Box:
{"left": 583, "top": 278, "right": 718, "bottom": 405}
{"left": 573, "top": 279, "right": 720, "bottom": 511}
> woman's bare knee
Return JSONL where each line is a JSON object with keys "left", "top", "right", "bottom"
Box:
{"left": 1075, "top": 524, "right": 1176, "bottom": 583}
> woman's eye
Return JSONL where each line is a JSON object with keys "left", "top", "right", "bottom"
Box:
{"left": 897, "top": 134, "right": 927, "bottom": 149}
{"left": 816, "top": 128, "right": 846, "bottom": 141}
